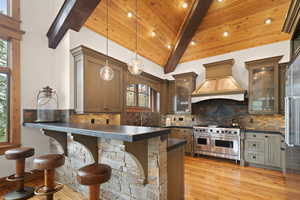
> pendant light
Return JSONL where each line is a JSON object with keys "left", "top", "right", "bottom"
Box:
{"left": 100, "top": 0, "right": 114, "bottom": 81}
{"left": 128, "top": 0, "right": 143, "bottom": 75}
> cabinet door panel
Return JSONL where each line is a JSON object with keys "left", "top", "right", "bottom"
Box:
{"left": 84, "top": 56, "right": 104, "bottom": 112}
{"left": 101, "top": 62, "right": 124, "bottom": 112}
{"left": 265, "top": 135, "right": 281, "bottom": 167}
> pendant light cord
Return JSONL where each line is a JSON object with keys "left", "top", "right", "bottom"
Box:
{"left": 106, "top": 0, "right": 109, "bottom": 65}
{"left": 135, "top": 0, "right": 138, "bottom": 60}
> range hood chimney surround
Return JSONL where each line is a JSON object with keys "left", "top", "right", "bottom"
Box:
{"left": 192, "top": 59, "right": 246, "bottom": 103}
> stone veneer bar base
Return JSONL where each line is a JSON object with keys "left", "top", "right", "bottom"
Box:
{"left": 50, "top": 134, "right": 167, "bottom": 200}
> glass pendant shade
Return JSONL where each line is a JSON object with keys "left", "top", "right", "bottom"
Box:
{"left": 100, "top": 62, "right": 114, "bottom": 81}
{"left": 128, "top": 58, "right": 143, "bottom": 75}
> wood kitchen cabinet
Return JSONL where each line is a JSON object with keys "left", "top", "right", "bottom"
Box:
{"left": 244, "top": 132, "right": 283, "bottom": 169}
{"left": 279, "top": 62, "right": 289, "bottom": 114}
{"left": 245, "top": 56, "right": 283, "bottom": 114}
{"left": 172, "top": 72, "right": 197, "bottom": 114}
{"left": 71, "top": 46, "right": 124, "bottom": 113}
{"left": 169, "top": 128, "right": 193, "bottom": 155}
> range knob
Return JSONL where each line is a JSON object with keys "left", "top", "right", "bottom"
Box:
{"left": 225, "top": 130, "right": 228, "bottom": 133}
{"left": 216, "top": 130, "right": 219, "bottom": 133}
{"left": 221, "top": 131, "right": 224, "bottom": 133}
{"left": 234, "top": 131, "right": 238, "bottom": 134}
{"left": 210, "top": 129, "right": 213, "bottom": 132}
{"left": 228, "top": 131, "right": 232, "bottom": 134}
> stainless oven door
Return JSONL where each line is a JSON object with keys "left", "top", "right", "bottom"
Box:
{"left": 211, "top": 136, "right": 240, "bottom": 157}
{"left": 194, "top": 135, "right": 210, "bottom": 152}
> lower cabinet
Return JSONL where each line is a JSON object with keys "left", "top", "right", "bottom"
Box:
{"left": 169, "top": 128, "right": 193, "bottom": 155}
{"left": 244, "top": 132, "right": 283, "bottom": 168}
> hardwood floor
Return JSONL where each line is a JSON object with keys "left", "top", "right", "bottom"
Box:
{"left": 1, "top": 156, "right": 300, "bottom": 200}
{"left": 185, "top": 156, "right": 300, "bottom": 200}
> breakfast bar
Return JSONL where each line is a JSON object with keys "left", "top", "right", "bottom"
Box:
{"left": 24, "top": 122, "right": 171, "bottom": 200}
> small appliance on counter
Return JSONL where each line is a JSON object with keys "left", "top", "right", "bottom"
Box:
{"left": 36, "top": 86, "right": 60, "bottom": 122}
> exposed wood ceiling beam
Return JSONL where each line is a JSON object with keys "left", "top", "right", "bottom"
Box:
{"left": 164, "top": 0, "right": 212, "bottom": 74}
{"left": 47, "top": 0, "right": 101, "bottom": 49}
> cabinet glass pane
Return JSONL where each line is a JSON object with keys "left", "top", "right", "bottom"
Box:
{"left": 176, "top": 80, "right": 190, "bottom": 113}
{"left": 0, "top": 73, "right": 9, "bottom": 142}
{"left": 251, "top": 66, "right": 275, "bottom": 112}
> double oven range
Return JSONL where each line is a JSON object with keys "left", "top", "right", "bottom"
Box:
{"left": 193, "top": 125, "right": 241, "bottom": 161}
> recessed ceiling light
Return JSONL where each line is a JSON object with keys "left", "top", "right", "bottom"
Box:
{"left": 191, "top": 41, "right": 196, "bottom": 46}
{"left": 182, "top": 2, "right": 188, "bottom": 8}
{"left": 265, "top": 18, "right": 272, "bottom": 24}
{"left": 217, "top": 0, "right": 224, "bottom": 2}
{"left": 223, "top": 31, "right": 229, "bottom": 37}
{"left": 167, "top": 44, "right": 172, "bottom": 49}
{"left": 151, "top": 31, "right": 156, "bottom": 37}
{"left": 127, "top": 12, "right": 133, "bottom": 18}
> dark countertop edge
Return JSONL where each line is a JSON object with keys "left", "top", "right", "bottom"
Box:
{"left": 23, "top": 122, "right": 171, "bottom": 142}
{"left": 167, "top": 138, "right": 187, "bottom": 152}
{"left": 163, "top": 126, "right": 193, "bottom": 129}
{"left": 243, "top": 129, "right": 284, "bottom": 135}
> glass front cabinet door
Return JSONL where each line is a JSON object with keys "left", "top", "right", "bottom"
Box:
{"left": 245, "top": 56, "right": 283, "bottom": 114}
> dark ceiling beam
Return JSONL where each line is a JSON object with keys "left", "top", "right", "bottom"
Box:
{"left": 164, "top": 0, "right": 212, "bottom": 74}
{"left": 47, "top": 0, "right": 101, "bottom": 49}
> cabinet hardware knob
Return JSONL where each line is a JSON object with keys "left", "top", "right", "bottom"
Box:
{"left": 253, "top": 135, "right": 256, "bottom": 137}
{"left": 253, "top": 144, "right": 256, "bottom": 147}
{"left": 253, "top": 156, "right": 256, "bottom": 159}
{"left": 265, "top": 135, "right": 268, "bottom": 138}
{"left": 281, "top": 147, "right": 285, "bottom": 151}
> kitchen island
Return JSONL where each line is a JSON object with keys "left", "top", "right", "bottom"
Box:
{"left": 24, "top": 122, "right": 172, "bottom": 200}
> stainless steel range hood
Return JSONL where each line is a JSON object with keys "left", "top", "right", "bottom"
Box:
{"left": 192, "top": 59, "right": 246, "bottom": 103}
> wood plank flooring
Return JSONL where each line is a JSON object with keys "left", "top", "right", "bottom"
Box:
{"left": 1, "top": 156, "right": 300, "bottom": 200}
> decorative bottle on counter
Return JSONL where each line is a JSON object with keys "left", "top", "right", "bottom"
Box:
{"left": 36, "top": 86, "right": 60, "bottom": 122}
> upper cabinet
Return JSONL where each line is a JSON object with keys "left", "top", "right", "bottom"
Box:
{"left": 173, "top": 72, "right": 197, "bottom": 114}
{"left": 71, "top": 46, "right": 124, "bottom": 113}
{"left": 246, "top": 56, "right": 283, "bottom": 114}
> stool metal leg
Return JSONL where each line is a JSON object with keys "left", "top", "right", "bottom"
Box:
{"left": 4, "top": 159, "right": 34, "bottom": 200}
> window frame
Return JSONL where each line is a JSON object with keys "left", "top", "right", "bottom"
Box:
{"left": 126, "top": 84, "right": 160, "bottom": 112}
{"left": 0, "top": 0, "right": 22, "bottom": 154}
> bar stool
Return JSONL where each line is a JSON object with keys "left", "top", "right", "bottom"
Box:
{"left": 4, "top": 147, "right": 35, "bottom": 200}
{"left": 33, "top": 154, "right": 65, "bottom": 200}
{"left": 77, "top": 163, "right": 112, "bottom": 200}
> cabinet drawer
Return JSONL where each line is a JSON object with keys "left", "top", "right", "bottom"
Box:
{"left": 245, "top": 139, "right": 265, "bottom": 153}
{"left": 246, "top": 132, "right": 266, "bottom": 139}
{"left": 245, "top": 152, "right": 265, "bottom": 165}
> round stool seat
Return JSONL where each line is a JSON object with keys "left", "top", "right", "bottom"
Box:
{"left": 77, "top": 164, "right": 111, "bottom": 186}
{"left": 33, "top": 154, "right": 65, "bottom": 170}
{"left": 5, "top": 147, "right": 34, "bottom": 160}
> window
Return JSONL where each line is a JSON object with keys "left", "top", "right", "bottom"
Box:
{"left": 0, "top": 72, "right": 9, "bottom": 142}
{"left": 126, "top": 84, "right": 160, "bottom": 112}
{"left": 0, "top": 0, "right": 9, "bottom": 15}
{"left": 0, "top": 0, "right": 21, "bottom": 154}
{"left": 138, "top": 84, "right": 150, "bottom": 107}
{"left": 126, "top": 84, "right": 137, "bottom": 107}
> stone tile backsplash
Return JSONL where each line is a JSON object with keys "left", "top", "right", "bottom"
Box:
{"left": 162, "top": 99, "right": 285, "bottom": 133}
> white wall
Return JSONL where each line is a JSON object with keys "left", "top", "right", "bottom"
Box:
{"left": 164, "top": 40, "right": 290, "bottom": 89}
{"left": 0, "top": 0, "right": 67, "bottom": 177}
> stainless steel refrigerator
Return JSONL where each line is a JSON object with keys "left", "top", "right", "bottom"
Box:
{"left": 285, "top": 53, "right": 300, "bottom": 175}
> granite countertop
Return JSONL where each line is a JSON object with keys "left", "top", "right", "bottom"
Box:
{"left": 167, "top": 138, "right": 187, "bottom": 152}
{"left": 163, "top": 126, "right": 193, "bottom": 129}
{"left": 24, "top": 122, "right": 170, "bottom": 142}
{"left": 243, "top": 128, "right": 284, "bottom": 135}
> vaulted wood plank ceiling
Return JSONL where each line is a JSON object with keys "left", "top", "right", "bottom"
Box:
{"left": 85, "top": 0, "right": 194, "bottom": 66}
{"left": 85, "top": 0, "right": 291, "bottom": 67}
{"left": 181, "top": 0, "right": 291, "bottom": 63}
